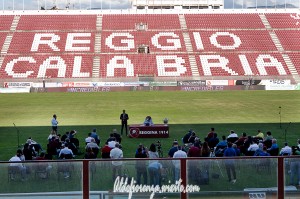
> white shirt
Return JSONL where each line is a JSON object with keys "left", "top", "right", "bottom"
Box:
{"left": 110, "top": 147, "right": 123, "bottom": 166}
{"left": 280, "top": 146, "right": 292, "bottom": 155}
{"left": 172, "top": 150, "right": 187, "bottom": 169}
{"left": 108, "top": 141, "right": 117, "bottom": 148}
{"left": 86, "top": 142, "right": 100, "bottom": 149}
{"left": 48, "top": 134, "right": 56, "bottom": 140}
{"left": 59, "top": 147, "right": 73, "bottom": 158}
{"left": 9, "top": 156, "right": 23, "bottom": 168}
{"left": 85, "top": 137, "right": 93, "bottom": 143}
{"left": 248, "top": 143, "right": 259, "bottom": 151}
{"left": 228, "top": 133, "right": 238, "bottom": 138}
{"left": 51, "top": 118, "right": 58, "bottom": 126}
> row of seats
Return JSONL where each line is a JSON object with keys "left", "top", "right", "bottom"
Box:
{"left": 188, "top": 30, "right": 277, "bottom": 51}
{"left": 185, "top": 14, "right": 265, "bottom": 29}
{"left": 17, "top": 15, "right": 97, "bottom": 30}
{"left": 0, "top": 55, "right": 93, "bottom": 79}
{"left": 101, "top": 31, "right": 186, "bottom": 53}
{"left": 8, "top": 32, "right": 95, "bottom": 53}
{"left": 286, "top": 53, "right": 300, "bottom": 74}
{"left": 2, "top": 13, "right": 300, "bottom": 31}
{"left": 275, "top": 30, "right": 300, "bottom": 51}
{"left": 102, "top": 14, "right": 181, "bottom": 30}
{"left": 4, "top": 30, "right": 282, "bottom": 53}
{"left": 0, "top": 53, "right": 293, "bottom": 78}
{"left": 195, "top": 53, "right": 291, "bottom": 76}
{"left": 265, "top": 13, "right": 300, "bottom": 28}
{"left": 0, "top": 15, "right": 14, "bottom": 30}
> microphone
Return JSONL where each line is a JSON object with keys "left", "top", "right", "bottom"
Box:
{"left": 279, "top": 106, "right": 281, "bottom": 114}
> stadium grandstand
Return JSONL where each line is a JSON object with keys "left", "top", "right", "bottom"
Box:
{"left": 0, "top": 1, "right": 300, "bottom": 199}
{"left": 0, "top": 0, "right": 300, "bottom": 92}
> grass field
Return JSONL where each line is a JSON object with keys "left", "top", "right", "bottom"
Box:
{"left": 0, "top": 90, "right": 299, "bottom": 161}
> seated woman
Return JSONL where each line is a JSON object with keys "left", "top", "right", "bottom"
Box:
{"left": 143, "top": 116, "right": 153, "bottom": 126}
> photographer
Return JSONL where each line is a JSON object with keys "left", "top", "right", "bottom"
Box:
{"left": 156, "top": 141, "right": 163, "bottom": 158}
{"left": 168, "top": 140, "right": 179, "bottom": 157}
{"left": 182, "top": 129, "right": 193, "bottom": 144}
{"left": 135, "top": 143, "right": 147, "bottom": 156}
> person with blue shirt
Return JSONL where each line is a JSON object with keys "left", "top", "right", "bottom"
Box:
{"left": 148, "top": 161, "right": 162, "bottom": 186}
{"left": 223, "top": 142, "right": 237, "bottom": 184}
{"left": 267, "top": 139, "right": 279, "bottom": 156}
{"left": 143, "top": 116, "right": 153, "bottom": 126}
{"left": 91, "top": 128, "right": 100, "bottom": 145}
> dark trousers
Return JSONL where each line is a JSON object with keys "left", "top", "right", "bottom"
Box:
{"left": 121, "top": 122, "right": 128, "bottom": 135}
{"left": 136, "top": 168, "right": 148, "bottom": 185}
{"left": 225, "top": 162, "right": 236, "bottom": 181}
{"left": 148, "top": 167, "right": 160, "bottom": 186}
{"left": 112, "top": 165, "right": 122, "bottom": 182}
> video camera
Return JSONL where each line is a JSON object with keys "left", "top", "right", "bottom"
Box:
{"left": 156, "top": 140, "right": 162, "bottom": 150}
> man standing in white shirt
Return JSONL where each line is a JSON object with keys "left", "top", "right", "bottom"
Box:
{"left": 51, "top": 114, "right": 58, "bottom": 134}
{"left": 172, "top": 146, "right": 187, "bottom": 182}
{"left": 110, "top": 143, "right": 123, "bottom": 181}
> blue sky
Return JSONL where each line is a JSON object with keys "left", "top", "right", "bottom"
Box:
{"left": 4, "top": 0, "right": 300, "bottom": 10}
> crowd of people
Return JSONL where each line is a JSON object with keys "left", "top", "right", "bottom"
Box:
{"left": 7, "top": 113, "right": 300, "bottom": 186}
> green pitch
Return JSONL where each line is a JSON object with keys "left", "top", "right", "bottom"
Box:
{"left": 0, "top": 90, "right": 299, "bottom": 161}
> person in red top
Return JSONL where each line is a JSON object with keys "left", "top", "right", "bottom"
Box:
{"left": 101, "top": 141, "right": 112, "bottom": 158}
{"left": 188, "top": 140, "right": 201, "bottom": 157}
{"left": 235, "top": 132, "right": 247, "bottom": 149}
{"left": 205, "top": 127, "right": 215, "bottom": 142}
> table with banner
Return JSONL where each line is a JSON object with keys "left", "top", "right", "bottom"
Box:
{"left": 128, "top": 124, "right": 169, "bottom": 138}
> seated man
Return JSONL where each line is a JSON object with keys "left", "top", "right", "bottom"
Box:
{"left": 235, "top": 132, "right": 247, "bottom": 148}
{"left": 59, "top": 143, "right": 74, "bottom": 159}
{"left": 85, "top": 133, "right": 93, "bottom": 144}
{"left": 47, "top": 136, "right": 61, "bottom": 158}
{"left": 280, "top": 142, "right": 292, "bottom": 156}
{"left": 85, "top": 138, "right": 100, "bottom": 156}
{"left": 101, "top": 141, "right": 112, "bottom": 158}
{"left": 26, "top": 137, "right": 43, "bottom": 154}
{"left": 143, "top": 116, "right": 153, "bottom": 126}
{"left": 90, "top": 128, "right": 100, "bottom": 146}
{"left": 64, "top": 138, "right": 78, "bottom": 155}
{"left": 112, "top": 129, "right": 122, "bottom": 144}
{"left": 253, "top": 130, "right": 264, "bottom": 143}
{"left": 107, "top": 137, "right": 117, "bottom": 149}
{"left": 227, "top": 130, "right": 238, "bottom": 143}
{"left": 227, "top": 130, "right": 238, "bottom": 139}
{"left": 9, "top": 149, "right": 27, "bottom": 181}
{"left": 267, "top": 139, "right": 279, "bottom": 156}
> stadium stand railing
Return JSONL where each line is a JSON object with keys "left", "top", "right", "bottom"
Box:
{"left": 1, "top": 156, "right": 298, "bottom": 199}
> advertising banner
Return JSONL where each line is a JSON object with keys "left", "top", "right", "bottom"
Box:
{"left": 4, "top": 82, "right": 32, "bottom": 88}
{"left": 177, "top": 80, "right": 206, "bottom": 86}
{"left": 206, "top": 80, "right": 228, "bottom": 86}
{"left": 0, "top": 88, "right": 30, "bottom": 93}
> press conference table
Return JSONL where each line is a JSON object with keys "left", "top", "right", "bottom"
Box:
{"left": 128, "top": 124, "right": 169, "bottom": 138}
